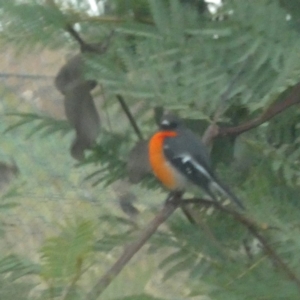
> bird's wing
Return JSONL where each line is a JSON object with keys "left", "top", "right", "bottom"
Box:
{"left": 163, "top": 132, "right": 214, "bottom": 190}
{"left": 163, "top": 130, "right": 245, "bottom": 210}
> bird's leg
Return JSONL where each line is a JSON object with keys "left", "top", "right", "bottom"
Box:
{"left": 164, "top": 191, "right": 197, "bottom": 224}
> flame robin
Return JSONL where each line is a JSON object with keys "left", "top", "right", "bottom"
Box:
{"left": 148, "top": 114, "right": 245, "bottom": 210}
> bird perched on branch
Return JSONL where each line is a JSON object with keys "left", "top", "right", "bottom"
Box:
{"left": 148, "top": 114, "right": 245, "bottom": 210}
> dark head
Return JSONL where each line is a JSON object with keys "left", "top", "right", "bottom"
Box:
{"left": 159, "top": 113, "right": 183, "bottom": 130}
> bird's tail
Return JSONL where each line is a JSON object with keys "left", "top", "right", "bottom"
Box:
{"left": 210, "top": 178, "right": 245, "bottom": 210}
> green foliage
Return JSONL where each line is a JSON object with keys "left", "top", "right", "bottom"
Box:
{"left": 4, "top": 113, "right": 72, "bottom": 138}
{"left": 95, "top": 213, "right": 138, "bottom": 252}
{"left": 80, "top": 130, "right": 129, "bottom": 186}
{"left": 31, "top": 219, "right": 98, "bottom": 299}
{"left": 40, "top": 219, "right": 95, "bottom": 282}
{"left": 1, "top": 0, "right": 300, "bottom": 299}
{"left": 110, "top": 0, "right": 150, "bottom": 19}
{"left": 0, "top": 0, "right": 67, "bottom": 51}
{"left": 0, "top": 254, "right": 40, "bottom": 279}
{"left": 0, "top": 274, "right": 34, "bottom": 300}
{"left": 89, "top": 0, "right": 300, "bottom": 121}
{"left": 112, "top": 295, "right": 166, "bottom": 300}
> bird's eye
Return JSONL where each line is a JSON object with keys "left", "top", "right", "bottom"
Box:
{"left": 160, "top": 120, "right": 178, "bottom": 130}
{"left": 161, "top": 120, "right": 170, "bottom": 127}
{"left": 160, "top": 114, "right": 181, "bottom": 130}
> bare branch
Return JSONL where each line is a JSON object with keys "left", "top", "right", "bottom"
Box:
{"left": 183, "top": 198, "right": 300, "bottom": 290}
{"left": 201, "top": 123, "right": 219, "bottom": 148}
{"left": 219, "top": 81, "right": 300, "bottom": 137}
{"left": 85, "top": 192, "right": 181, "bottom": 300}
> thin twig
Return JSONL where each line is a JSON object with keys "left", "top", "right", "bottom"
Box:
{"left": 226, "top": 255, "right": 267, "bottom": 286}
{"left": 65, "top": 24, "right": 94, "bottom": 52}
{"left": 180, "top": 205, "right": 196, "bottom": 224}
{"left": 85, "top": 193, "right": 181, "bottom": 300}
{"left": 116, "top": 94, "right": 144, "bottom": 140}
{"left": 65, "top": 25, "right": 115, "bottom": 54}
{"left": 203, "top": 58, "right": 250, "bottom": 146}
{"left": 213, "top": 58, "right": 250, "bottom": 123}
{"left": 180, "top": 203, "right": 230, "bottom": 259}
{"left": 183, "top": 198, "right": 300, "bottom": 290}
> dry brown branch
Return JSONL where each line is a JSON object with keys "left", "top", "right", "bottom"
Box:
{"left": 219, "top": 81, "right": 300, "bottom": 137}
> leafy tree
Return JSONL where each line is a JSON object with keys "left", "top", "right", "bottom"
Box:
{"left": 1, "top": 0, "right": 300, "bottom": 299}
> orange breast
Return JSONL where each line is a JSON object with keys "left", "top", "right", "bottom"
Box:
{"left": 148, "top": 131, "right": 178, "bottom": 190}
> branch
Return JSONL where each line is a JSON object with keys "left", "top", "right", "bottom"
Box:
{"left": 46, "top": 0, "right": 114, "bottom": 54}
{"left": 219, "top": 81, "right": 300, "bottom": 137}
{"left": 65, "top": 25, "right": 97, "bottom": 53}
{"left": 66, "top": 25, "right": 115, "bottom": 54}
{"left": 116, "top": 94, "right": 144, "bottom": 141}
{"left": 85, "top": 192, "right": 181, "bottom": 300}
{"left": 183, "top": 198, "right": 300, "bottom": 290}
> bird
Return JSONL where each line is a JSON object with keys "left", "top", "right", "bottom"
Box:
{"left": 148, "top": 114, "right": 245, "bottom": 210}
